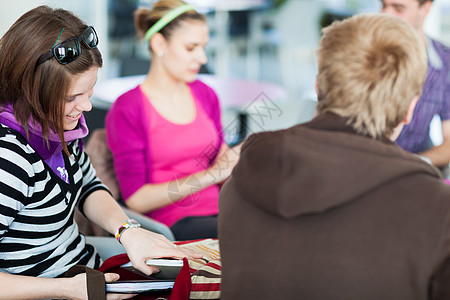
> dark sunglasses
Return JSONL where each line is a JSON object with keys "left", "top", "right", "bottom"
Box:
{"left": 36, "top": 26, "right": 98, "bottom": 66}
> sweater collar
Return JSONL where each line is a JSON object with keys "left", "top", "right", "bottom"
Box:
{"left": 0, "top": 105, "right": 88, "bottom": 160}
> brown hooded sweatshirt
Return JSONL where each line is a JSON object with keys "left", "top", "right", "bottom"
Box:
{"left": 219, "top": 113, "right": 450, "bottom": 300}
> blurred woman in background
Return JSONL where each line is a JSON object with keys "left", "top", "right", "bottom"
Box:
{"left": 106, "top": 0, "right": 240, "bottom": 240}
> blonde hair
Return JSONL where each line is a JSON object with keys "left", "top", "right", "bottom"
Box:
{"left": 316, "top": 14, "right": 427, "bottom": 138}
{"left": 134, "top": 0, "right": 205, "bottom": 50}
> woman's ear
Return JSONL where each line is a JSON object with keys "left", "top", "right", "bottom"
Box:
{"left": 149, "top": 32, "right": 167, "bottom": 57}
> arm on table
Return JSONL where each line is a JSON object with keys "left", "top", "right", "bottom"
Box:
{"left": 0, "top": 271, "right": 122, "bottom": 300}
{"left": 126, "top": 143, "right": 241, "bottom": 213}
{"left": 83, "top": 189, "right": 202, "bottom": 275}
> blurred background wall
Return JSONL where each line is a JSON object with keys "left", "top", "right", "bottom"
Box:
{"left": 1, "top": 0, "right": 450, "bottom": 139}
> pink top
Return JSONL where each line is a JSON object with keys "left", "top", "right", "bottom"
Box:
{"left": 106, "top": 80, "right": 223, "bottom": 227}
{"left": 146, "top": 89, "right": 220, "bottom": 226}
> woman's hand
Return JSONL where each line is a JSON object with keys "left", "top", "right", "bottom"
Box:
{"left": 67, "top": 272, "right": 137, "bottom": 300}
{"left": 119, "top": 227, "right": 202, "bottom": 276}
{"left": 105, "top": 273, "right": 137, "bottom": 300}
{"left": 206, "top": 143, "right": 242, "bottom": 184}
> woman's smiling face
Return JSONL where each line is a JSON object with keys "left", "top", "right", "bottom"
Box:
{"left": 63, "top": 67, "right": 98, "bottom": 130}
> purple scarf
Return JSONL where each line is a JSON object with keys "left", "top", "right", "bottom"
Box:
{"left": 0, "top": 105, "right": 88, "bottom": 182}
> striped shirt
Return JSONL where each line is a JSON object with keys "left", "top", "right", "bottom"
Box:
{"left": 0, "top": 123, "right": 107, "bottom": 277}
{"left": 396, "top": 37, "right": 450, "bottom": 153}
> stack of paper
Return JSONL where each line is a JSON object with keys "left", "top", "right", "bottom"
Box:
{"left": 106, "top": 279, "right": 175, "bottom": 294}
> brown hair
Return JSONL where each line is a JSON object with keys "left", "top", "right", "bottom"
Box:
{"left": 0, "top": 5, "right": 102, "bottom": 153}
{"left": 316, "top": 14, "right": 427, "bottom": 138}
{"left": 134, "top": 0, "right": 206, "bottom": 51}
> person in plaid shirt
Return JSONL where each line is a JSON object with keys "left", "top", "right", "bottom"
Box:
{"left": 382, "top": 0, "right": 450, "bottom": 169}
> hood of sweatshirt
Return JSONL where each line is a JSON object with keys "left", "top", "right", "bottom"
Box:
{"left": 0, "top": 105, "right": 88, "bottom": 160}
{"left": 230, "top": 113, "right": 441, "bottom": 219}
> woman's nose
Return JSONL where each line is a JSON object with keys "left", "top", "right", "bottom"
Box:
{"left": 198, "top": 48, "right": 208, "bottom": 65}
{"left": 77, "top": 94, "right": 92, "bottom": 112}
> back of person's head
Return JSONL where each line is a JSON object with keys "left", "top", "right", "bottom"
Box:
{"left": 134, "top": 0, "right": 206, "bottom": 51}
{"left": 0, "top": 5, "right": 102, "bottom": 145}
{"left": 316, "top": 14, "right": 427, "bottom": 138}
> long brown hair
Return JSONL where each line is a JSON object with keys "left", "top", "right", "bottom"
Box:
{"left": 0, "top": 5, "right": 102, "bottom": 154}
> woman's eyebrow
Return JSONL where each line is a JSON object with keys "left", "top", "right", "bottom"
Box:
{"left": 67, "top": 78, "right": 98, "bottom": 98}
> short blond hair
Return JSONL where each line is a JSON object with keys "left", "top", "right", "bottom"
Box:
{"left": 316, "top": 14, "right": 427, "bottom": 138}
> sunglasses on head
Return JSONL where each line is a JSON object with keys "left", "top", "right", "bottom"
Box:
{"left": 36, "top": 26, "right": 98, "bottom": 66}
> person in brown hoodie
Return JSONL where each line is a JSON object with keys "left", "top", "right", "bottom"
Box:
{"left": 218, "top": 13, "right": 450, "bottom": 300}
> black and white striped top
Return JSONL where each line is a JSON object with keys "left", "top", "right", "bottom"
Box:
{"left": 0, "top": 123, "right": 107, "bottom": 277}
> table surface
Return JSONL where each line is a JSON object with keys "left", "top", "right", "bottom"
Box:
{"left": 92, "top": 74, "right": 287, "bottom": 110}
